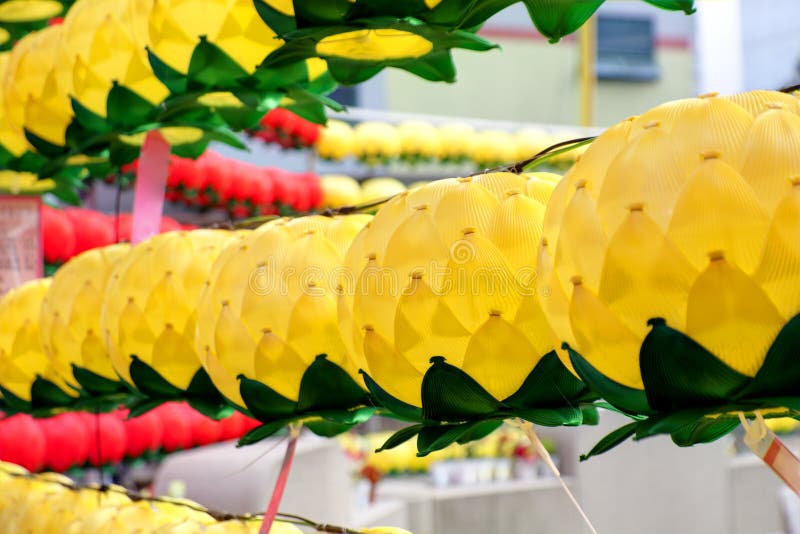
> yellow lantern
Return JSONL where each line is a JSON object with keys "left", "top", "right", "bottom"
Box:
{"left": 0, "top": 278, "right": 74, "bottom": 408}
{"left": 396, "top": 121, "right": 442, "bottom": 161}
{"left": 65, "top": 0, "right": 169, "bottom": 119}
{"left": 539, "top": 90, "right": 800, "bottom": 453}
{"left": 437, "top": 122, "right": 476, "bottom": 163}
{"left": 2, "top": 25, "right": 65, "bottom": 151}
{"left": 353, "top": 121, "right": 401, "bottom": 164}
{"left": 316, "top": 120, "right": 355, "bottom": 161}
{"left": 40, "top": 244, "right": 130, "bottom": 391}
{"left": 196, "top": 215, "right": 373, "bottom": 439}
{"left": 338, "top": 172, "right": 595, "bottom": 455}
{"left": 104, "top": 230, "right": 236, "bottom": 402}
{"left": 148, "top": 0, "right": 284, "bottom": 76}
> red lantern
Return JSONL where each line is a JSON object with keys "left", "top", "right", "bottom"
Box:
{"left": 41, "top": 205, "right": 76, "bottom": 264}
{"left": 38, "top": 413, "right": 90, "bottom": 472}
{"left": 0, "top": 414, "right": 46, "bottom": 471}
{"left": 120, "top": 409, "right": 164, "bottom": 459}
{"left": 64, "top": 208, "right": 115, "bottom": 253}
{"left": 218, "top": 412, "right": 247, "bottom": 442}
{"left": 80, "top": 413, "right": 127, "bottom": 467}
{"left": 187, "top": 410, "right": 223, "bottom": 447}
{"left": 154, "top": 403, "right": 193, "bottom": 453}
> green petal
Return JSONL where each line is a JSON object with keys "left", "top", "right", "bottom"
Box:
{"left": 737, "top": 313, "right": 800, "bottom": 399}
{"left": 296, "top": 355, "right": 369, "bottom": 412}
{"left": 420, "top": 356, "right": 502, "bottom": 421}
{"left": 522, "top": 0, "right": 604, "bottom": 43}
{"left": 640, "top": 318, "right": 750, "bottom": 412}
{"left": 566, "top": 343, "right": 652, "bottom": 415}
{"left": 580, "top": 422, "right": 638, "bottom": 461}
{"left": 503, "top": 350, "right": 591, "bottom": 409}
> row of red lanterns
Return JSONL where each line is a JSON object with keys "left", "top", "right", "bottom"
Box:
{"left": 42, "top": 206, "right": 190, "bottom": 265}
{"left": 250, "top": 108, "right": 321, "bottom": 149}
{"left": 0, "top": 404, "right": 260, "bottom": 473}
{"left": 167, "top": 150, "right": 323, "bottom": 217}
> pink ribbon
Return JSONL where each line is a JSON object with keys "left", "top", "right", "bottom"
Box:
{"left": 131, "top": 131, "right": 170, "bottom": 244}
{"left": 259, "top": 430, "right": 300, "bottom": 534}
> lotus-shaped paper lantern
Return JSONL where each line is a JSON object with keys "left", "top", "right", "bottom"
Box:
{"left": 104, "top": 230, "right": 236, "bottom": 415}
{"left": 0, "top": 53, "right": 29, "bottom": 162}
{"left": 65, "top": 0, "right": 168, "bottom": 118}
{"left": 472, "top": 130, "right": 517, "bottom": 168}
{"left": 437, "top": 122, "right": 476, "bottom": 163}
{"left": 2, "top": 24, "right": 64, "bottom": 153}
{"left": 397, "top": 121, "right": 442, "bottom": 161}
{"left": 538, "top": 90, "right": 800, "bottom": 456}
{"left": 316, "top": 120, "right": 354, "bottom": 161}
{"left": 257, "top": 1, "right": 694, "bottom": 85}
{"left": 353, "top": 122, "right": 401, "bottom": 164}
{"left": 148, "top": 0, "right": 282, "bottom": 77}
{"left": 196, "top": 215, "right": 374, "bottom": 442}
{"left": 39, "top": 244, "right": 131, "bottom": 400}
{"left": 0, "top": 278, "right": 76, "bottom": 413}
{"left": 338, "top": 172, "right": 596, "bottom": 455}
{"left": 257, "top": 0, "right": 498, "bottom": 85}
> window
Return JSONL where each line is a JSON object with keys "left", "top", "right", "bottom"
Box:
{"left": 596, "top": 15, "right": 660, "bottom": 82}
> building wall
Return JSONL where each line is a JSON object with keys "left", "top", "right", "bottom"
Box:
{"left": 379, "top": 3, "right": 694, "bottom": 127}
{"left": 384, "top": 37, "right": 694, "bottom": 127}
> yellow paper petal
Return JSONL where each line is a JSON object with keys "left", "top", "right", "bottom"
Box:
{"left": 686, "top": 257, "right": 785, "bottom": 377}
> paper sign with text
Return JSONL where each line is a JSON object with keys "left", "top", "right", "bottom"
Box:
{"left": 0, "top": 196, "right": 42, "bottom": 295}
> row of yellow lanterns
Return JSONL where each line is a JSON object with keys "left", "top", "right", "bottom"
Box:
{"left": 1, "top": 90, "right": 799, "bottom": 459}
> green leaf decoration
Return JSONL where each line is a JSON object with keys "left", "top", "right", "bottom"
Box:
{"left": 670, "top": 418, "right": 740, "bottom": 447}
{"left": 29, "top": 377, "right": 75, "bottom": 409}
{"left": 170, "top": 138, "right": 211, "bottom": 159}
{"left": 417, "top": 419, "right": 502, "bottom": 456}
{"left": 188, "top": 398, "right": 235, "bottom": 420}
{"left": 186, "top": 38, "right": 250, "bottom": 91}
{"left": 522, "top": 0, "right": 604, "bottom": 43}
{"left": 127, "top": 398, "right": 166, "bottom": 419}
{"left": 319, "top": 406, "right": 376, "bottom": 425}
{"left": 642, "top": 0, "right": 695, "bottom": 13}
{"left": 147, "top": 48, "right": 189, "bottom": 95}
{"left": 737, "top": 313, "right": 800, "bottom": 399}
{"left": 237, "top": 419, "right": 295, "bottom": 446}
{"left": 24, "top": 130, "right": 67, "bottom": 158}
{"left": 0, "top": 385, "right": 30, "bottom": 414}
{"left": 128, "top": 356, "right": 184, "bottom": 398}
{"left": 109, "top": 138, "right": 142, "bottom": 168}
{"left": 376, "top": 424, "right": 426, "bottom": 452}
{"left": 253, "top": 0, "right": 297, "bottom": 35}
{"left": 517, "top": 406, "right": 584, "bottom": 427}
{"left": 106, "top": 83, "right": 159, "bottom": 132}
{"left": 70, "top": 98, "right": 111, "bottom": 134}
{"left": 447, "top": 0, "right": 518, "bottom": 29}
{"left": 504, "top": 351, "right": 591, "bottom": 409}
{"left": 48, "top": 179, "right": 83, "bottom": 205}
{"left": 581, "top": 405, "right": 599, "bottom": 425}
{"left": 239, "top": 375, "right": 297, "bottom": 420}
{"left": 71, "top": 365, "right": 125, "bottom": 396}
{"left": 566, "top": 343, "right": 652, "bottom": 415}
{"left": 294, "top": 0, "right": 352, "bottom": 26}
{"left": 421, "top": 356, "right": 503, "bottom": 421}
{"left": 640, "top": 318, "right": 750, "bottom": 412}
{"left": 296, "top": 355, "right": 369, "bottom": 412}
{"left": 580, "top": 422, "right": 638, "bottom": 462}
{"left": 360, "top": 370, "right": 423, "bottom": 422}
{"left": 305, "top": 419, "right": 354, "bottom": 437}
{"left": 455, "top": 419, "right": 503, "bottom": 444}
{"left": 633, "top": 408, "right": 711, "bottom": 441}
{"left": 261, "top": 21, "right": 497, "bottom": 85}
